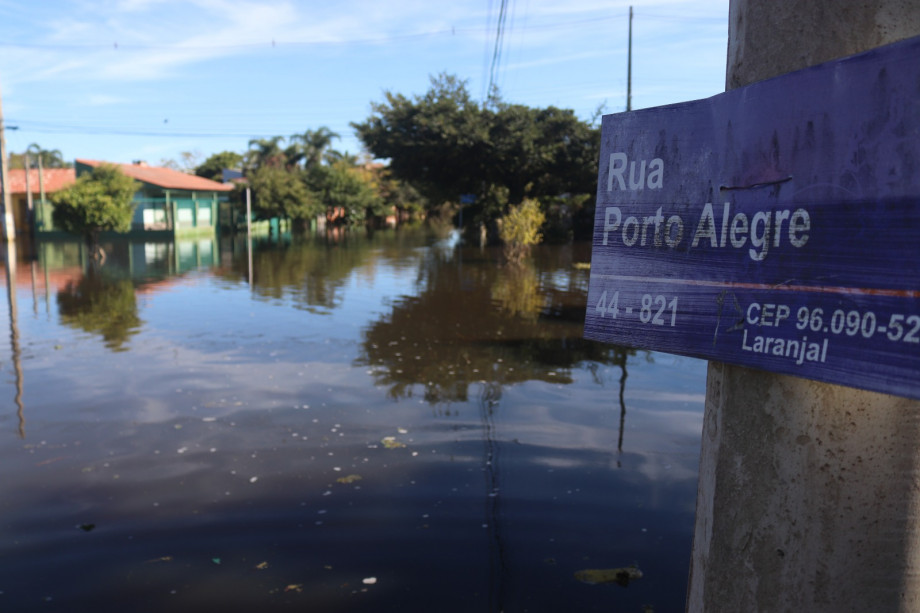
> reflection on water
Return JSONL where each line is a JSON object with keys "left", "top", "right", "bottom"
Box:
{"left": 57, "top": 271, "right": 142, "bottom": 352}
{"left": 0, "top": 228, "right": 706, "bottom": 612}
{"left": 4, "top": 241, "right": 24, "bottom": 438}
{"left": 357, "top": 244, "right": 632, "bottom": 404}
{"left": 492, "top": 259, "right": 543, "bottom": 320}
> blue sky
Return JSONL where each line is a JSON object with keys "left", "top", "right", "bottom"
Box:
{"left": 0, "top": 0, "right": 728, "bottom": 169}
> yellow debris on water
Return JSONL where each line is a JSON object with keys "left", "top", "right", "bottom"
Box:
{"left": 381, "top": 437, "right": 406, "bottom": 449}
{"left": 574, "top": 564, "right": 643, "bottom": 586}
{"left": 336, "top": 474, "right": 363, "bottom": 484}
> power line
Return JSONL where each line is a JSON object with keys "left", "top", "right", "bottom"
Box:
{"left": 0, "top": 9, "right": 722, "bottom": 54}
{"left": 486, "top": 0, "right": 511, "bottom": 104}
{"left": 481, "top": 0, "right": 494, "bottom": 101}
{"left": 3, "top": 119, "right": 345, "bottom": 140}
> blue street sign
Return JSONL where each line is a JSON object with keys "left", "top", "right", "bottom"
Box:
{"left": 584, "top": 35, "right": 920, "bottom": 400}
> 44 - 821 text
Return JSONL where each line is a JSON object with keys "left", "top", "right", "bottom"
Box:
{"left": 595, "top": 290, "right": 678, "bottom": 327}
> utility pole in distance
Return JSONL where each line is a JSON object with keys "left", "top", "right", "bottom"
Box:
{"left": 626, "top": 6, "right": 633, "bottom": 112}
{"left": 0, "top": 80, "right": 15, "bottom": 242}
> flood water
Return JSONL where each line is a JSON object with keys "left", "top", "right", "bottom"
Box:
{"left": 0, "top": 226, "right": 706, "bottom": 612}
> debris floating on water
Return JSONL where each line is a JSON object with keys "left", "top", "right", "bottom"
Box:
{"left": 381, "top": 436, "right": 406, "bottom": 449}
{"left": 574, "top": 564, "right": 643, "bottom": 587}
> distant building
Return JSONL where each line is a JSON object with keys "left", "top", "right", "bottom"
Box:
{"left": 33, "top": 159, "right": 234, "bottom": 239}
{"left": 5, "top": 168, "right": 76, "bottom": 235}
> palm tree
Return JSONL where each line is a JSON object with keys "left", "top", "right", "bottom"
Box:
{"left": 25, "top": 143, "right": 67, "bottom": 168}
{"left": 289, "top": 127, "right": 340, "bottom": 169}
{"left": 245, "top": 136, "right": 287, "bottom": 171}
{"left": 323, "top": 149, "right": 359, "bottom": 166}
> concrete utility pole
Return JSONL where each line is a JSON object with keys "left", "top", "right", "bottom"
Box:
{"left": 687, "top": 2, "right": 920, "bottom": 612}
{"left": 626, "top": 6, "right": 633, "bottom": 112}
{"left": 0, "top": 81, "right": 15, "bottom": 242}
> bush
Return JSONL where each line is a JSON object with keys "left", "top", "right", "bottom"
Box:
{"left": 51, "top": 164, "right": 138, "bottom": 259}
{"left": 499, "top": 198, "right": 545, "bottom": 262}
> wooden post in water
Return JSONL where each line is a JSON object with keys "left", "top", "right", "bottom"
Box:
{"left": 246, "top": 187, "right": 253, "bottom": 287}
{"left": 687, "top": 1, "right": 920, "bottom": 611}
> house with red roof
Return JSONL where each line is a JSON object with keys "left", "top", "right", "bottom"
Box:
{"left": 6, "top": 167, "right": 76, "bottom": 235}
{"left": 78, "top": 159, "right": 233, "bottom": 238}
{"left": 34, "top": 159, "right": 234, "bottom": 239}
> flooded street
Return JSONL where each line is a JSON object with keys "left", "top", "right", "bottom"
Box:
{"left": 0, "top": 227, "right": 706, "bottom": 612}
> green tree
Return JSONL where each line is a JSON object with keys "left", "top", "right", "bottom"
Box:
{"left": 9, "top": 144, "right": 70, "bottom": 169}
{"left": 249, "top": 165, "right": 321, "bottom": 230}
{"left": 352, "top": 73, "right": 488, "bottom": 207}
{"left": 310, "top": 161, "right": 384, "bottom": 225}
{"left": 50, "top": 164, "right": 139, "bottom": 260}
{"left": 323, "top": 149, "right": 359, "bottom": 166}
{"left": 195, "top": 150, "right": 244, "bottom": 182}
{"left": 246, "top": 136, "right": 287, "bottom": 170}
{"left": 375, "top": 167, "right": 426, "bottom": 218}
{"left": 353, "top": 74, "right": 599, "bottom": 237}
{"left": 26, "top": 143, "right": 67, "bottom": 168}
{"left": 289, "top": 127, "right": 340, "bottom": 169}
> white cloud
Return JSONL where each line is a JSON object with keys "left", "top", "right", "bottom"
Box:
{"left": 0, "top": 0, "right": 729, "bottom": 165}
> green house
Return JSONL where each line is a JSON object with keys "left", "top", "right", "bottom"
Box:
{"left": 37, "top": 159, "right": 234, "bottom": 239}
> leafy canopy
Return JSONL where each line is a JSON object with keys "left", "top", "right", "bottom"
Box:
{"left": 9, "top": 143, "right": 70, "bottom": 169}
{"left": 248, "top": 165, "right": 322, "bottom": 222}
{"left": 352, "top": 73, "right": 600, "bottom": 228}
{"left": 51, "top": 164, "right": 139, "bottom": 240}
{"left": 195, "top": 150, "right": 243, "bottom": 182}
{"left": 353, "top": 74, "right": 487, "bottom": 206}
{"left": 311, "top": 161, "right": 386, "bottom": 224}
{"left": 241, "top": 126, "right": 388, "bottom": 228}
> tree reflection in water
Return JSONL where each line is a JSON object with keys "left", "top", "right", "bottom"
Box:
{"left": 57, "top": 269, "right": 142, "bottom": 352}
{"left": 357, "top": 244, "right": 633, "bottom": 405}
{"left": 245, "top": 234, "right": 369, "bottom": 312}
{"left": 224, "top": 229, "right": 638, "bottom": 468}
{"left": 356, "top": 243, "right": 634, "bottom": 611}
{"left": 0, "top": 230, "right": 697, "bottom": 612}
